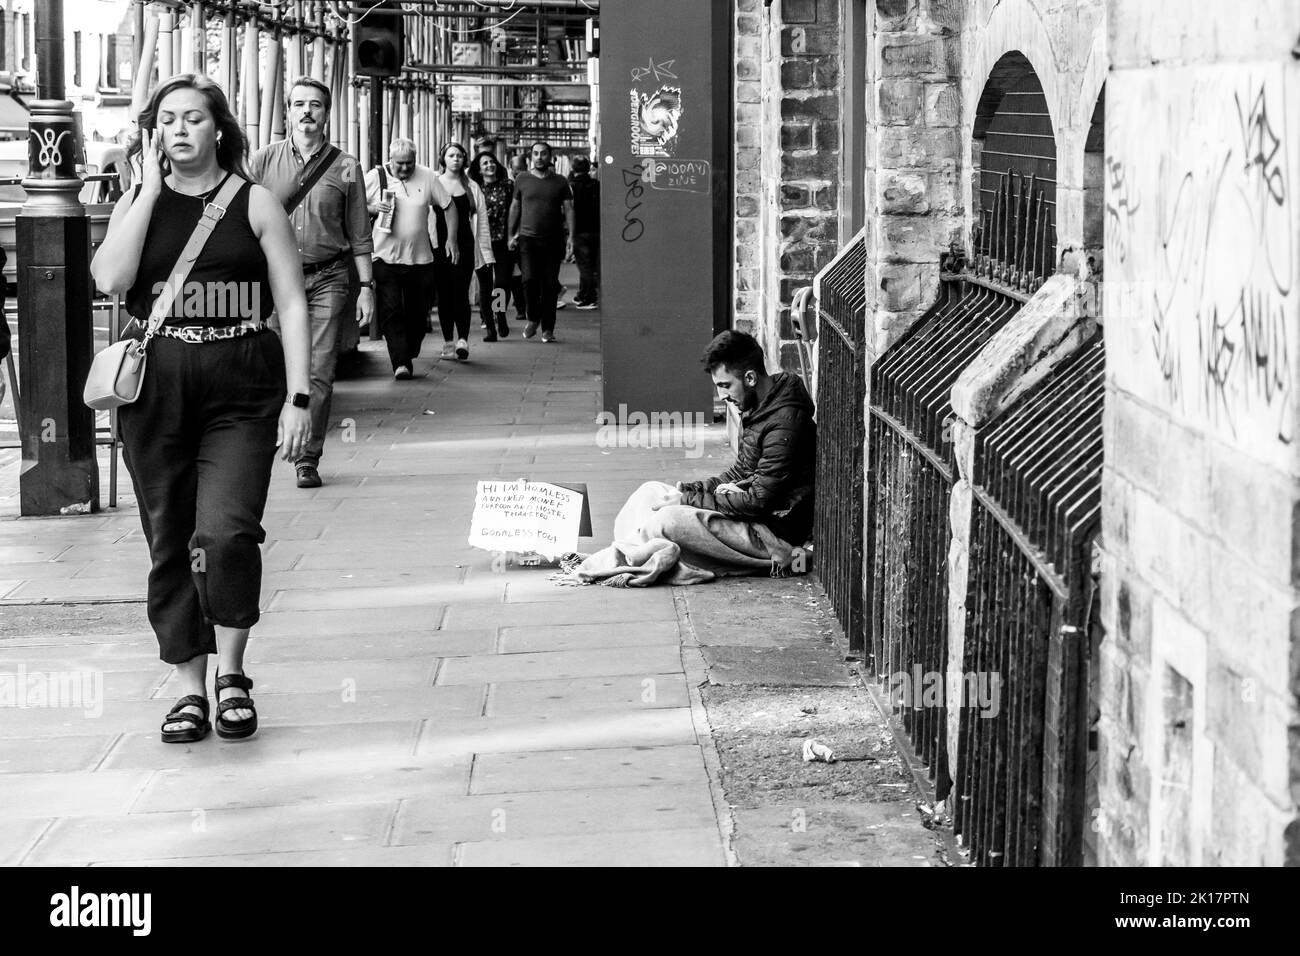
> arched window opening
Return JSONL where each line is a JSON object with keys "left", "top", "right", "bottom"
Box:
{"left": 971, "top": 51, "right": 1057, "bottom": 290}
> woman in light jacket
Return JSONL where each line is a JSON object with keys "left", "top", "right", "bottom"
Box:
{"left": 433, "top": 142, "right": 494, "bottom": 361}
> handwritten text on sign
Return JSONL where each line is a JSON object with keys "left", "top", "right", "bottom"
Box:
{"left": 467, "top": 480, "right": 585, "bottom": 558}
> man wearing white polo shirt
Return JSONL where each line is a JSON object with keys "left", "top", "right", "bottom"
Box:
{"left": 365, "top": 138, "right": 459, "bottom": 380}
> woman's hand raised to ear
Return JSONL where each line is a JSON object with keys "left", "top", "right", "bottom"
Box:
{"left": 139, "top": 128, "right": 166, "bottom": 198}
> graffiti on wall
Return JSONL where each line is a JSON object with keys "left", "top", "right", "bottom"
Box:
{"left": 1109, "top": 67, "right": 1296, "bottom": 451}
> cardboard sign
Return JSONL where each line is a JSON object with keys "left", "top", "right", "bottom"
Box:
{"left": 468, "top": 480, "right": 589, "bottom": 558}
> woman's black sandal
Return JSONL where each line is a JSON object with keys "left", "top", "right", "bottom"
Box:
{"left": 161, "top": 695, "right": 211, "bottom": 744}
{"left": 214, "top": 672, "right": 258, "bottom": 740}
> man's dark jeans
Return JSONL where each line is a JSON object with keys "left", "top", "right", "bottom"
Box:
{"left": 518, "top": 235, "right": 564, "bottom": 334}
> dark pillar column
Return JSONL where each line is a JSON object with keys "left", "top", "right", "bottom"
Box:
{"left": 17, "top": 0, "right": 100, "bottom": 516}
{"left": 597, "top": 0, "right": 726, "bottom": 420}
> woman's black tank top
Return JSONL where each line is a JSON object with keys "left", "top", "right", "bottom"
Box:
{"left": 433, "top": 190, "right": 476, "bottom": 264}
{"left": 125, "top": 174, "right": 273, "bottom": 326}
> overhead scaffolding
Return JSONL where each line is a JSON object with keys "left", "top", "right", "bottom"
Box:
{"left": 112, "top": 1, "right": 596, "bottom": 166}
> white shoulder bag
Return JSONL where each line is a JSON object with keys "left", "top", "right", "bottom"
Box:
{"left": 84, "top": 175, "right": 245, "bottom": 410}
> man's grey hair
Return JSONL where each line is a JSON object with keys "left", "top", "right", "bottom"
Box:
{"left": 389, "top": 137, "right": 417, "bottom": 158}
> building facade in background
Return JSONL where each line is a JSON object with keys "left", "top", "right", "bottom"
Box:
{"left": 735, "top": 0, "right": 1299, "bottom": 866}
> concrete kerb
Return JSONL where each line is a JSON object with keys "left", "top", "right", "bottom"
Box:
{"left": 671, "top": 587, "right": 740, "bottom": 868}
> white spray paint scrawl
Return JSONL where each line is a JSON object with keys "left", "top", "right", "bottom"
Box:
{"left": 1107, "top": 64, "right": 1297, "bottom": 462}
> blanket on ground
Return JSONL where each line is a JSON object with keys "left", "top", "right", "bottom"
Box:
{"left": 564, "top": 481, "right": 794, "bottom": 587}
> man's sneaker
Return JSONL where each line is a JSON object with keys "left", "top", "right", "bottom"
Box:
{"left": 555, "top": 298, "right": 568, "bottom": 310}
{"left": 456, "top": 338, "right": 469, "bottom": 361}
{"left": 483, "top": 328, "right": 498, "bottom": 343}
{"left": 541, "top": 332, "right": 558, "bottom": 344}
{"left": 295, "top": 464, "right": 322, "bottom": 489}
{"left": 394, "top": 365, "right": 413, "bottom": 380}
{"left": 441, "top": 342, "right": 456, "bottom": 360}
{"left": 523, "top": 321, "right": 539, "bottom": 339}
{"left": 496, "top": 315, "right": 510, "bottom": 338}
{"left": 576, "top": 300, "right": 598, "bottom": 310}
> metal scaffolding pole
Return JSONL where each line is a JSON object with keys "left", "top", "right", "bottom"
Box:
{"left": 241, "top": 15, "right": 259, "bottom": 147}
{"left": 158, "top": 8, "right": 174, "bottom": 80}
{"left": 259, "top": 22, "right": 280, "bottom": 147}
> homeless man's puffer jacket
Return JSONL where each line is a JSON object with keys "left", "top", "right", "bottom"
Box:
{"left": 678, "top": 371, "right": 817, "bottom": 546}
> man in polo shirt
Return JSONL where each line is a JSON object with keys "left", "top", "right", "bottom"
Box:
{"left": 365, "top": 137, "right": 458, "bottom": 381}
{"left": 250, "top": 76, "right": 374, "bottom": 490}
{"left": 507, "top": 141, "right": 574, "bottom": 344}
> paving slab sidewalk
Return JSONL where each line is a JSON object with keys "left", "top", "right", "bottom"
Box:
{"left": 0, "top": 280, "right": 933, "bottom": 867}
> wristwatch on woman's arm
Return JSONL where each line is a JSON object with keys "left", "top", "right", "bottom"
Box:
{"left": 286, "top": 392, "right": 310, "bottom": 409}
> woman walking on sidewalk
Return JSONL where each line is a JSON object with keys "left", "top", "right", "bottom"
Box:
{"left": 90, "top": 74, "right": 312, "bottom": 743}
{"left": 469, "top": 151, "right": 516, "bottom": 341}
{"left": 433, "top": 143, "right": 493, "bottom": 361}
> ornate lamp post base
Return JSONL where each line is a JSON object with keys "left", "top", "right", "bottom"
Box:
{"left": 16, "top": 2, "right": 100, "bottom": 516}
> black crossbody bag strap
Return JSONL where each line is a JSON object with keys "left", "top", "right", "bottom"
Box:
{"left": 283, "top": 144, "right": 341, "bottom": 215}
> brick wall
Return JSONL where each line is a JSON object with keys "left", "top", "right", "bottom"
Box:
{"left": 1099, "top": 0, "right": 1300, "bottom": 866}
{"left": 732, "top": 0, "right": 842, "bottom": 373}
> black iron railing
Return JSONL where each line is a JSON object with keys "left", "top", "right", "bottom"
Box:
{"left": 866, "top": 169, "right": 1053, "bottom": 797}
{"left": 955, "top": 332, "right": 1103, "bottom": 866}
{"left": 867, "top": 278, "right": 1023, "bottom": 793}
{"left": 811, "top": 235, "right": 867, "bottom": 654}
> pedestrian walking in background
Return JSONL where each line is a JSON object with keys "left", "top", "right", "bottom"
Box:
{"left": 569, "top": 155, "right": 600, "bottom": 309}
{"left": 508, "top": 141, "right": 574, "bottom": 344}
{"left": 250, "top": 76, "right": 373, "bottom": 490}
{"left": 90, "top": 74, "right": 312, "bottom": 743}
{"left": 469, "top": 150, "right": 517, "bottom": 341}
{"left": 433, "top": 142, "right": 494, "bottom": 362}
{"left": 365, "top": 137, "right": 457, "bottom": 380}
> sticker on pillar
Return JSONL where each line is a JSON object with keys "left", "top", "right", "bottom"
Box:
{"left": 629, "top": 85, "right": 683, "bottom": 158}
{"left": 643, "top": 159, "right": 711, "bottom": 195}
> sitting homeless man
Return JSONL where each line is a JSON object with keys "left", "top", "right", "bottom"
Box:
{"left": 566, "top": 330, "right": 816, "bottom": 587}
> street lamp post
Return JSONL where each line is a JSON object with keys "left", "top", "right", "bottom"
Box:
{"left": 16, "top": 0, "right": 100, "bottom": 515}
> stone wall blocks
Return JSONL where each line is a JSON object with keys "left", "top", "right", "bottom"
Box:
{"left": 780, "top": 25, "right": 839, "bottom": 57}
{"left": 781, "top": 93, "right": 839, "bottom": 119}
{"left": 880, "top": 170, "right": 931, "bottom": 215}
{"left": 924, "top": 83, "right": 961, "bottom": 127}
{"left": 781, "top": 150, "right": 840, "bottom": 180}
{"left": 874, "top": 0, "right": 912, "bottom": 31}
{"left": 815, "top": 121, "right": 841, "bottom": 151}
{"left": 1101, "top": 469, "right": 1133, "bottom": 559}
{"left": 781, "top": 0, "right": 818, "bottom": 24}
{"left": 735, "top": 102, "right": 762, "bottom": 126}
{"left": 781, "top": 122, "right": 815, "bottom": 151}
{"left": 1207, "top": 748, "right": 1291, "bottom": 866}
{"left": 779, "top": 246, "right": 816, "bottom": 274}
{"left": 814, "top": 184, "right": 839, "bottom": 211}
{"left": 814, "top": 55, "right": 841, "bottom": 88}
{"left": 879, "top": 79, "right": 925, "bottom": 125}
{"left": 781, "top": 58, "right": 813, "bottom": 89}
{"left": 780, "top": 182, "right": 812, "bottom": 207}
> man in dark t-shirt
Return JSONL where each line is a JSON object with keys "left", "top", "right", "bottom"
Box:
{"left": 507, "top": 141, "right": 574, "bottom": 343}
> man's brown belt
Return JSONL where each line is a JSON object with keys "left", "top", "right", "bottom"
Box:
{"left": 302, "top": 250, "right": 349, "bottom": 276}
